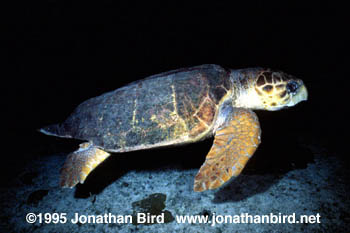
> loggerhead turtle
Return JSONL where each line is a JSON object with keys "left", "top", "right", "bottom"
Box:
{"left": 40, "top": 64, "right": 308, "bottom": 192}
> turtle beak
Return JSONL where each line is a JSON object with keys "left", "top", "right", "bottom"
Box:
{"left": 288, "top": 83, "right": 308, "bottom": 107}
{"left": 296, "top": 84, "right": 308, "bottom": 102}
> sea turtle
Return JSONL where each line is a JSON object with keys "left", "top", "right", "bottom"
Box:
{"left": 40, "top": 64, "right": 308, "bottom": 192}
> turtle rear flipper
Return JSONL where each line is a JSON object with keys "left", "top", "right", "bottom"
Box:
{"left": 193, "top": 108, "right": 261, "bottom": 192}
{"left": 60, "top": 142, "right": 110, "bottom": 188}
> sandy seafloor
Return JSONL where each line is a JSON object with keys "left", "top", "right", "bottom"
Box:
{"left": 1, "top": 140, "right": 349, "bottom": 233}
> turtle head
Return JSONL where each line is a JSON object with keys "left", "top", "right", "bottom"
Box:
{"left": 235, "top": 69, "right": 308, "bottom": 111}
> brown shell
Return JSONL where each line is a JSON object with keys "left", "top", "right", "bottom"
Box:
{"left": 42, "top": 64, "right": 232, "bottom": 152}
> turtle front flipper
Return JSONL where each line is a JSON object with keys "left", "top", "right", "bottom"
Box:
{"left": 193, "top": 108, "right": 261, "bottom": 192}
{"left": 60, "top": 142, "right": 110, "bottom": 188}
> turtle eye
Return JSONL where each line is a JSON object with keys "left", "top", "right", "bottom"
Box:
{"left": 286, "top": 81, "right": 299, "bottom": 94}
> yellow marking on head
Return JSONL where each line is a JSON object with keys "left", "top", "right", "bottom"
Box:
{"left": 236, "top": 70, "right": 308, "bottom": 111}
{"left": 276, "top": 84, "right": 285, "bottom": 90}
{"left": 255, "top": 81, "right": 290, "bottom": 110}
{"left": 255, "top": 87, "right": 263, "bottom": 96}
